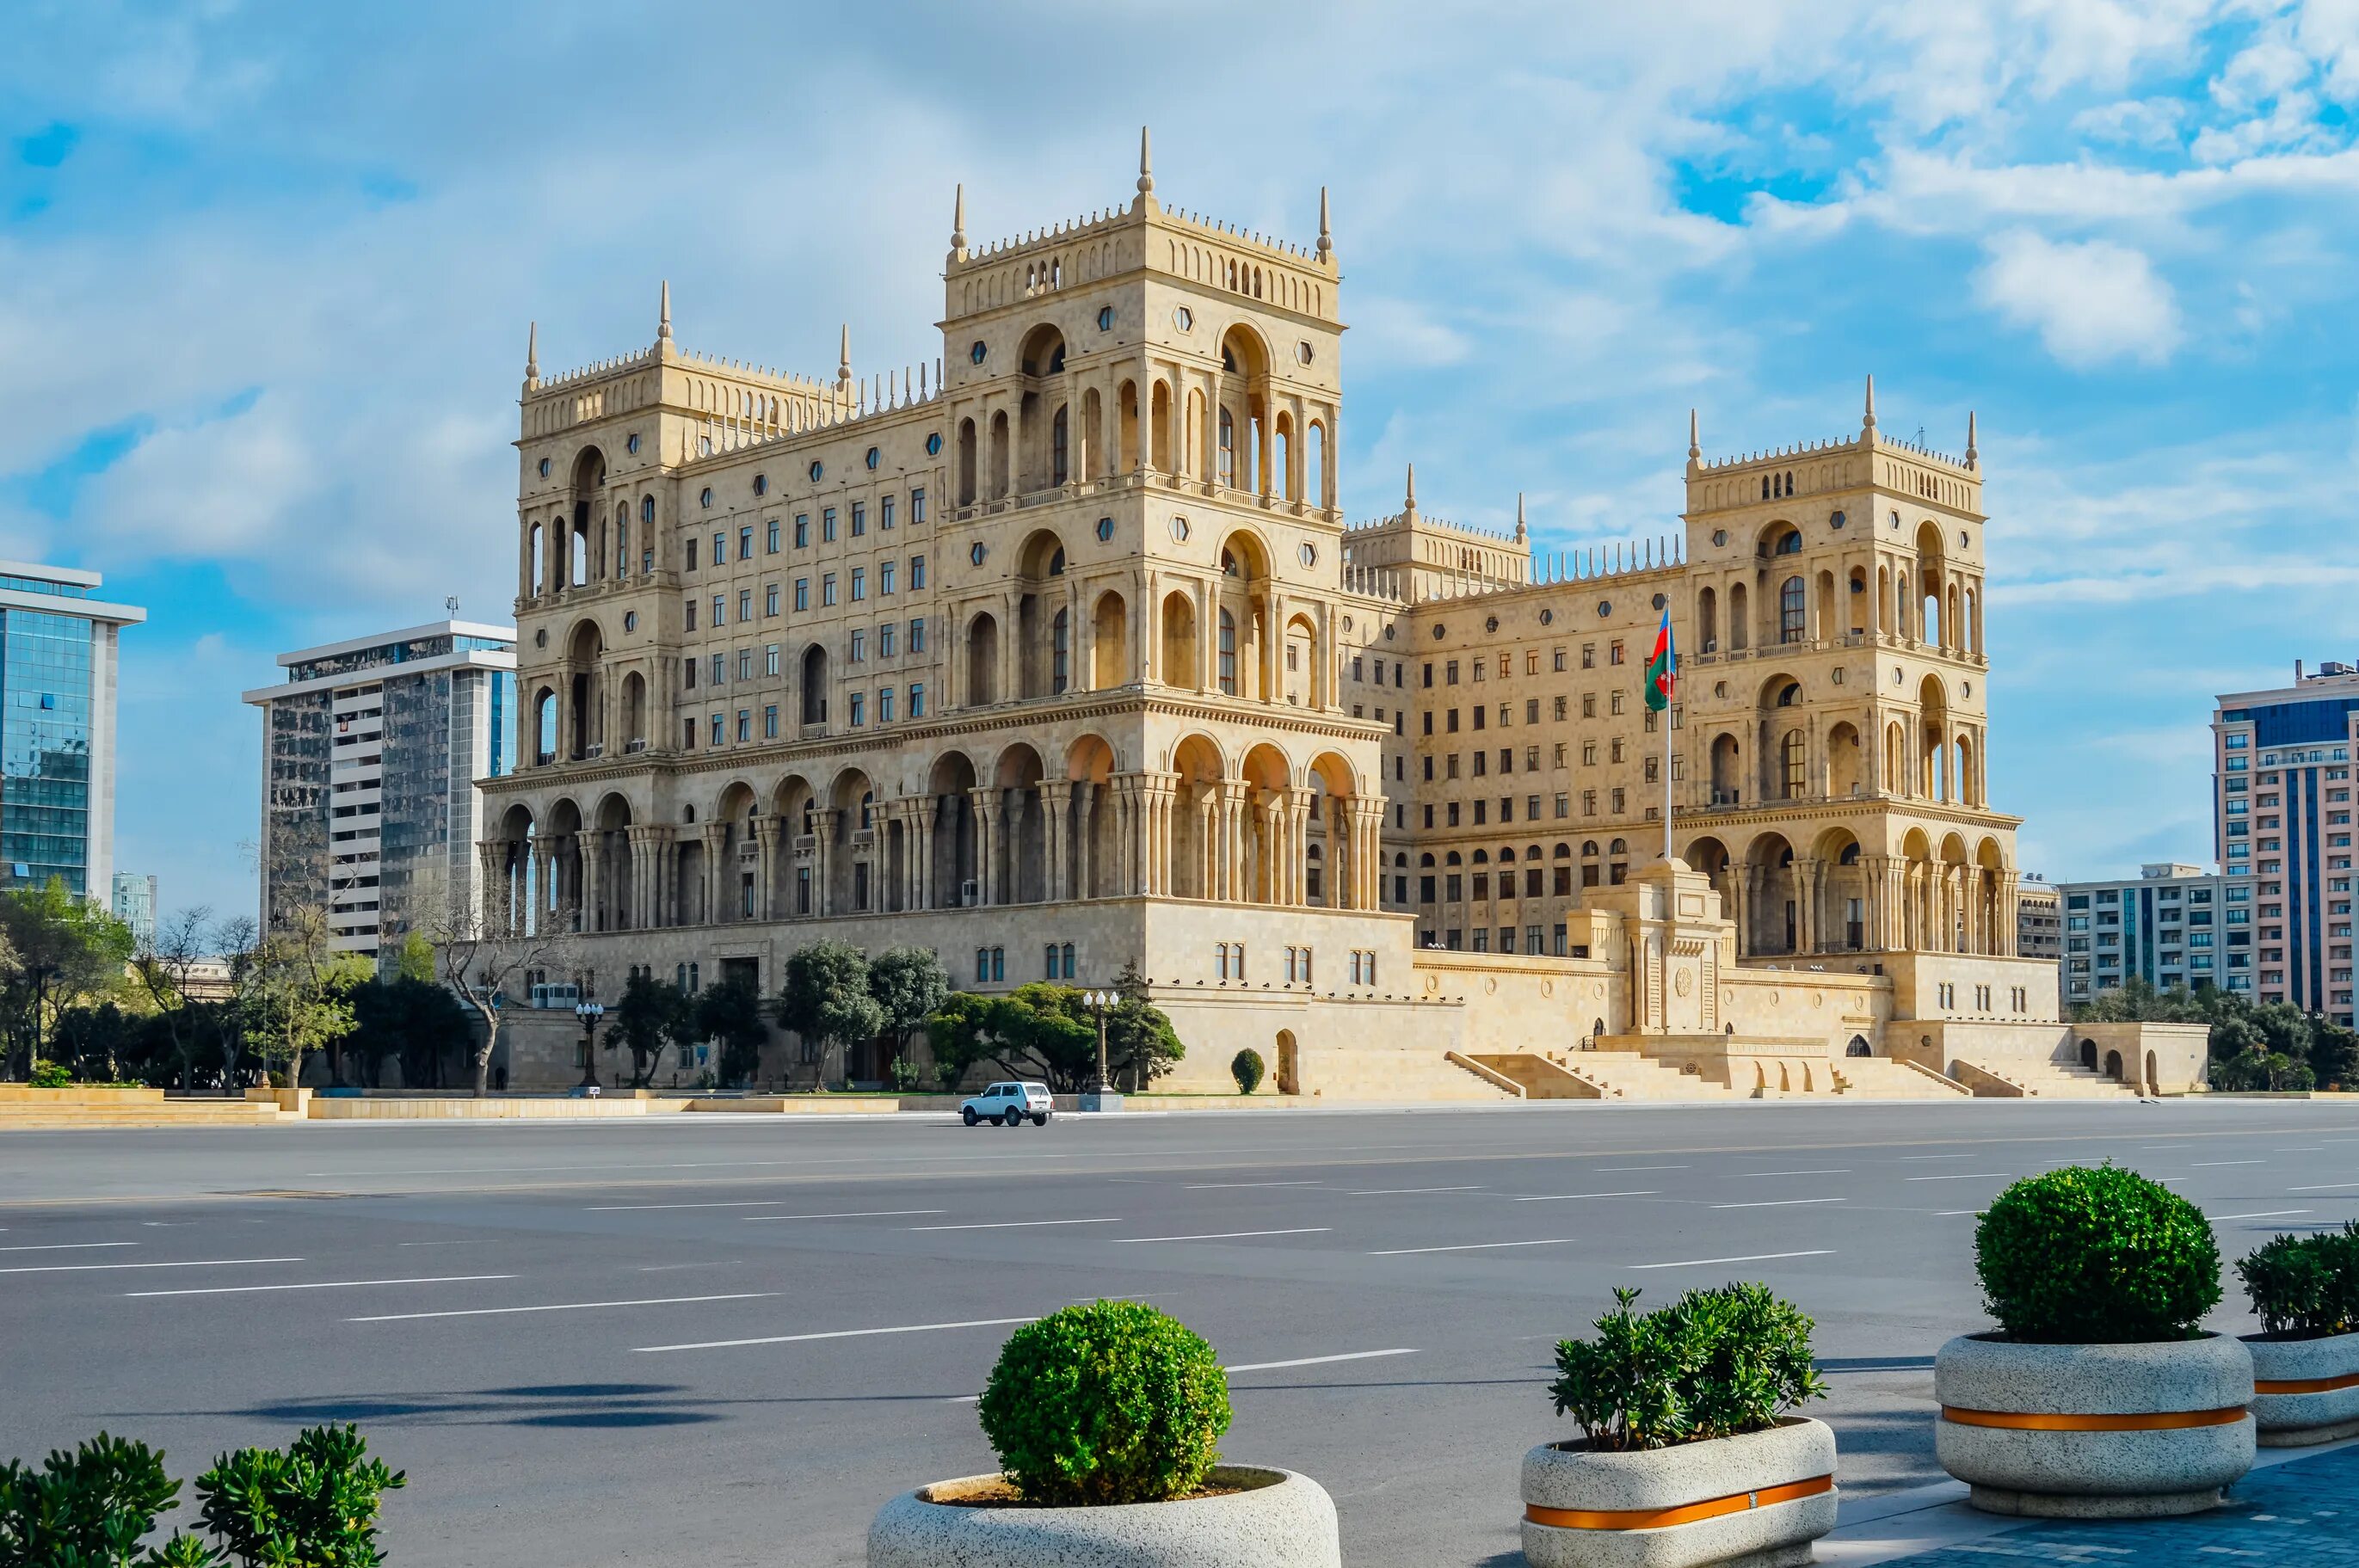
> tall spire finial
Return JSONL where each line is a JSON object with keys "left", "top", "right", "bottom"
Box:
{"left": 1514, "top": 492, "right": 1528, "bottom": 545}
{"left": 1138, "top": 125, "right": 1154, "bottom": 196}
{"left": 1687, "top": 408, "right": 1700, "bottom": 462}
{"left": 1315, "top": 185, "right": 1333, "bottom": 263}
{"left": 1965, "top": 409, "right": 1978, "bottom": 464}
{"left": 1862, "top": 372, "right": 1876, "bottom": 432}
{"left": 951, "top": 182, "right": 967, "bottom": 254}
{"left": 525, "top": 321, "right": 539, "bottom": 384}
{"left": 1404, "top": 461, "right": 1417, "bottom": 514}
{"left": 658, "top": 280, "right": 672, "bottom": 341}
{"left": 837, "top": 323, "right": 852, "bottom": 391}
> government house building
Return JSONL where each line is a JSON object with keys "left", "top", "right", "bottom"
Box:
{"left": 476, "top": 137, "right": 2202, "bottom": 1102}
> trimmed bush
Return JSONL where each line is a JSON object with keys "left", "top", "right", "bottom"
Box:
{"left": 2238, "top": 1222, "right": 2359, "bottom": 1337}
{"left": 194, "top": 1423, "right": 402, "bottom": 1568}
{"left": 28, "top": 1061, "right": 71, "bottom": 1088}
{"left": 1976, "top": 1165, "right": 2220, "bottom": 1343}
{"left": 977, "top": 1301, "right": 1231, "bottom": 1505}
{"left": 0, "top": 1431, "right": 212, "bottom": 1566}
{"left": 1549, "top": 1283, "right": 1826, "bottom": 1452}
{"left": 1230, "top": 1048, "right": 1265, "bottom": 1095}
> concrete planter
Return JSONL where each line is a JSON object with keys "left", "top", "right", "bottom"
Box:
{"left": 2245, "top": 1330, "right": 2359, "bottom": 1447}
{"left": 1520, "top": 1417, "right": 1837, "bottom": 1568}
{"left": 867, "top": 1466, "right": 1339, "bottom": 1568}
{"left": 1934, "top": 1332, "right": 2255, "bottom": 1517}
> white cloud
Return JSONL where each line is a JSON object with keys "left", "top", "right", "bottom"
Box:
{"left": 1974, "top": 230, "right": 2183, "bottom": 366}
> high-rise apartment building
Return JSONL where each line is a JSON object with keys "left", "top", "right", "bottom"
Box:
{"left": 111, "top": 870, "right": 157, "bottom": 950}
{"left": 243, "top": 620, "right": 517, "bottom": 961}
{"left": 0, "top": 560, "right": 143, "bottom": 899}
{"left": 2016, "top": 874, "right": 2060, "bottom": 962}
{"left": 2214, "top": 661, "right": 2359, "bottom": 1021}
{"left": 2056, "top": 863, "right": 2231, "bottom": 1009}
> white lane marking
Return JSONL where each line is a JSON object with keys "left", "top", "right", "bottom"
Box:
{"left": 1713, "top": 1198, "right": 1848, "bottom": 1210}
{"left": 2288, "top": 1183, "right": 2359, "bottom": 1192}
{"left": 1348, "top": 1185, "right": 1487, "bottom": 1196}
{"left": 127, "top": 1274, "right": 514, "bottom": 1298}
{"left": 1935, "top": 1210, "right": 1982, "bottom": 1217}
{"left": 1731, "top": 1170, "right": 1850, "bottom": 1178}
{"left": 742, "top": 1209, "right": 948, "bottom": 1222}
{"left": 397, "top": 1239, "right": 498, "bottom": 1247}
{"left": 2275, "top": 1147, "right": 2325, "bottom": 1153}
{"left": 1900, "top": 1154, "right": 1974, "bottom": 1161}
{"left": 637, "top": 1262, "right": 741, "bottom": 1272}
{"left": 2193, "top": 1160, "right": 2264, "bottom": 1168}
{"left": 636, "top": 1314, "right": 1038, "bottom": 1355}
{"left": 350, "top": 1292, "right": 776, "bottom": 1324}
{"left": 1512, "top": 1190, "right": 1658, "bottom": 1203}
{"left": 1183, "top": 1181, "right": 1323, "bottom": 1190}
{"left": 1628, "top": 1251, "right": 1835, "bottom": 1270}
{"left": 588, "top": 1199, "right": 797, "bottom": 1212}
{"left": 0, "top": 1257, "right": 302, "bottom": 1276}
{"left": 1368, "top": 1238, "right": 1573, "bottom": 1256}
{"left": 1592, "top": 1165, "right": 1686, "bottom": 1172}
{"left": 1229, "top": 1349, "right": 1420, "bottom": 1373}
{"left": 1112, "top": 1228, "right": 1331, "bottom": 1245}
{"left": 0, "top": 1241, "right": 139, "bottom": 1253}
{"left": 1905, "top": 1172, "right": 2009, "bottom": 1182}
{"left": 905, "top": 1218, "right": 1120, "bottom": 1232}
{"left": 2212, "top": 1210, "right": 2311, "bottom": 1221}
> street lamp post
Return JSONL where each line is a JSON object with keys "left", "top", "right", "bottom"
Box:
{"left": 1080, "top": 988, "right": 1123, "bottom": 1114}
{"left": 574, "top": 1000, "right": 607, "bottom": 1090}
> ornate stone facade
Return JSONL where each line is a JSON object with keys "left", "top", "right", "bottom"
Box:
{"left": 475, "top": 137, "right": 2190, "bottom": 1100}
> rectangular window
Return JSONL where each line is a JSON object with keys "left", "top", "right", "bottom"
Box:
{"left": 738, "top": 588, "right": 753, "bottom": 623}
{"left": 710, "top": 713, "right": 724, "bottom": 747}
{"left": 852, "top": 502, "right": 866, "bottom": 537}
{"left": 850, "top": 629, "right": 866, "bottom": 663}
{"left": 878, "top": 686, "right": 895, "bottom": 723}
{"left": 851, "top": 568, "right": 866, "bottom": 601}
{"left": 909, "top": 681, "right": 927, "bottom": 717}
{"left": 684, "top": 658, "right": 697, "bottom": 691}
{"left": 795, "top": 578, "right": 810, "bottom": 612}
{"left": 738, "top": 526, "right": 753, "bottom": 560}
{"left": 765, "top": 584, "right": 779, "bottom": 617}
{"left": 911, "top": 488, "right": 927, "bottom": 524}
{"left": 763, "top": 704, "right": 779, "bottom": 738}
{"left": 712, "top": 594, "right": 725, "bottom": 625}
{"left": 849, "top": 692, "right": 865, "bottom": 727}
{"left": 766, "top": 643, "right": 781, "bottom": 677}
{"left": 879, "top": 623, "right": 897, "bottom": 658}
{"left": 686, "top": 538, "right": 699, "bottom": 571}
{"left": 712, "top": 531, "right": 726, "bottom": 564}
{"left": 910, "top": 617, "right": 927, "bottom": 652}
{"left": 911, "top": 554, "right": 927, "bottom": 589}
{"left": 822, "top": 507, "right": 838, "bottom": 542}
{"left": 767, "top": 518, "right": 780, "bottom": 553}
{"left": 795, "top": 513, "right": 810, "bottom": 547}
{"left": 737, "top": 648, "right": 753, "bottom": 681}
{"left": 880, "top": 561, "right": 896, "bottom": 595}
{"left": 822, "top": 573, "right": 838, "bottom": 606}
{"left": 736, "top": 709, "right": 750, "bottom": 742}
{"left": 881, "top": 495, "right": 896, "bottom": 531}
{"left": 684, "top": 600, "right": 698, "bottom": 631}
{"left": 710, "top": 653, "right": 725, "bottom": 686}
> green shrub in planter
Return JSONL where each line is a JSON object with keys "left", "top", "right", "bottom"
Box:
{"left": 1549, "top": 1283, "right": 1827, "bottom": 1452}
{"left": 194, "top": 1423, "right": 403, "bottom": 1568}
{"left": 2238, "top": 1222, "right": 2359, "bottom": 1337}
{"left": 0, "top": 1432, "right": 214, "bottom": 1566}
{"left": 1975, "top": 1165, "right": 2220, "bottom": 1343}
{"left": 28, "top": 1060, "right": 71, "bottom": 1088}
{"left": 1230, "top": 1048, "right": 1265, "bottom": 1095}
{"left": 977, "top": 1301, "right": 1231, "bottom": 1505}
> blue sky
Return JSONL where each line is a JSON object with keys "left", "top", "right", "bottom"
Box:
{"left": 7, "top": 0, "right": 2359, "bottom": 920}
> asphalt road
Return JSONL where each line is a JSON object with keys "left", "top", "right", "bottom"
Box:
{"left": 4, "top": 1099, "right": 2356, "bottom": 1567}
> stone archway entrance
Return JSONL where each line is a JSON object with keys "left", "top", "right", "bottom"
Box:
{"left": 1274, "top": 1029, "right": 1299, "bottom": 1095}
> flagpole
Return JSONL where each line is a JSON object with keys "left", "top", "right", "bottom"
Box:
{"left": 1663, "top": 680, "right": 1674, "bottom": 865}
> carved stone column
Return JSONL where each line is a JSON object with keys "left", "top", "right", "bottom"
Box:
{"left": 753, "top": 814, "right": 784, "bottom": 922}
{"left": 1071, "top": 780, "right": 1097, "bottom": 901}
{"left": 966, "top": 789, "right": 996, "bottom": 906}
{"left": 1041, "top": 779, "right": 1073, "bottom": 902}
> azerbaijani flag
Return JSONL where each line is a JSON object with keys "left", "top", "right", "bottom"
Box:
{"left": 1644, "top": 608, "right": 1675, "bottom": 711}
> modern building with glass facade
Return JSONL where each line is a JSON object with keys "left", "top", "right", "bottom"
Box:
{"left": 2057, "top": 862, "right": 2234, "bottom": 1009}
{"left": 0, "top": 561, "right": 144, "bottom": 901}
{"left": 2214, "top": 661, "right": 2359, "bottom": 1023}
{"left": 111, "top": 870, "right": 157, "bottom": 950}
{"left": 242, "top": 620, "right": 516, "bottom": 961}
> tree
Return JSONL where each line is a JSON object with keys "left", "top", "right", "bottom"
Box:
{"left": 208, "top": 916, "right": 261, "bottom": 1094}
{"left": 775, "top": 941, "right": 884, "bottom": 1086}
{"left": 923, "top": 984, "right": 1100, "bottom": 1091}
{"left": 348, "top": 975, "right": 471, "bottom": 1090}
{"left": 409, "top": 869, "right": 580, "bottom": 1097}
{"left": 243, "top": 903, "right": 369, "bottom": 1091}
{"left": 2309, "top": 1018, "right": 2356, "bottom": 1091}
{"left": 0, "top": 876, "right": 130, "bottom": 1081}
{"left": 391, "top": 931, "right": 438, "bottom": 983}
{"left": 868, "top": 946, "right": 949, "bottom": 1075}
{"left": 131, "top": 907, "right": 217, "bottom": 1091}
{"left": 1103, "top": 960, "right": 1185, "bottom": 1088}
{"left": 694, "top": 981, "right": 771, "bottom": 1086}
{"left": 608, "top": 974, "right": 691, "bottom": 1088}
{"left": 924, "top": 989, "right": 994, "bottom": 1090}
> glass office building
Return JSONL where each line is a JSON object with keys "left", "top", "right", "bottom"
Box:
{"left": 2057, "top": 863, "right": 2230, "bottom": 1009}
{"left": 243, "top": 621, "right": 516, "bottom": 962}
{"left": 2214, "top": 661, "right": 2359, "bottom": 1024}
{"left": 0, "top": 563, "right": 144, "bottom": 900}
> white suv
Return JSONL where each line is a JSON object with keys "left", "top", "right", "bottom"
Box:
{"left": 961, "top": 1081, "right": 1053, "bottom": 1128}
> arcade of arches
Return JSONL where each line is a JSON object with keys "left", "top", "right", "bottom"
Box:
{"left": 1682, "top": 829, "right": 2017, "bottom": 960}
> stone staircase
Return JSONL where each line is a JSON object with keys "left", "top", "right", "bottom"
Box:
{"left": 1829, "top": 1057, "right": 1974, "bottom": 1099}
{"left": 1951, "top": 1058, "right": 2142, "bottom": 1099}
{"left": 1541, "top": 1049, "right": 1737, "bottom": 1100}
{"left": 0, "top": 1087, "right": 284, "bottom": 1129}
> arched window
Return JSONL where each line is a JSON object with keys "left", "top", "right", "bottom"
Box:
{"left": 1781, "top": 730, "right": 1806, "bottom": 798}
{"left": 859, "top": 790, "right": 874, "bottom": 830}
{"left": 1051, "top": 405, "right": 1069, "bottom": 486}
{"left": 1217, "top": 608, "right": 1238, "bottom": 695}
{"left": 1050, "top": 607, "right": 1070, "bottom": 694}
{"left": 1780, "top": 576, "right": 1806, "bottom": 643}
{"left": 640, "top": 495, "right": 656, "bottom": 525}
{"left": 1218, "top": 408, "right": 1235, "bottom": 487}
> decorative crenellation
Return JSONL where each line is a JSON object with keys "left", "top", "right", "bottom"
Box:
{"left": 1401, "top": 535, "right": 1684, "bottom": 604}
{"left": 675, "top": 363, "right": 946, "bottom": 465}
